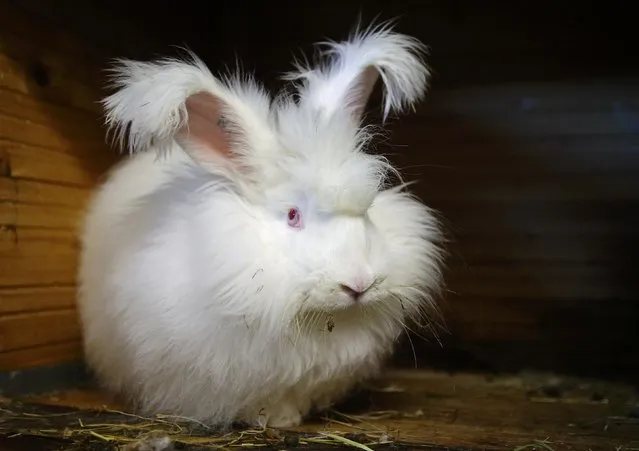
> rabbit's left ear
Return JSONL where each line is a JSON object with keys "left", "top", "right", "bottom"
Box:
{"left": 284, "top": 23, "right": 430, "bottom": 124}
{"left": 101, "top": 53, "right": 277, "bottom": 179}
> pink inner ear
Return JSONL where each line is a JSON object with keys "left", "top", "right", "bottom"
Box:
{"left": 179, "top": 91, "right": 232, "bottom": 159}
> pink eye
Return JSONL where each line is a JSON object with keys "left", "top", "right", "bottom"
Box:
{"left": 287, "top": 207, "right": 302, "bottom": 228}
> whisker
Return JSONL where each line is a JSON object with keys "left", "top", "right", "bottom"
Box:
{"left": 383, "top": 294, "right": 437, "bottom": 343}
{"left": 368, "top": 302, "right": 418, "bottom": 368}
{"left": 404, "top": 323, "right": 418, "bottom": 369}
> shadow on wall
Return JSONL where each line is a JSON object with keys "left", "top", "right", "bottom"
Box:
{"left": 0, "top": 4, "right": 123, "bottom": 185}
{"left": 386, "top": 80, "right": 639, "bottom": 387}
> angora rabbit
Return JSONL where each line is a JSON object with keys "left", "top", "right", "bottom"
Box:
{"left": 77, "top": 21, "right": 444, "bottom": 428}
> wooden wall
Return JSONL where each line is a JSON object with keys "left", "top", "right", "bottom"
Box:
{"left": 1, "top": 0, "right": 638, "bottom": 384}
{"left": 392, "top": 80, "right": 639, "bottom": 382}
{"left": 0, "top": 0, "right": 264, "bottom": 372}
{"left": 0, "top": 2, "right": 123, "bottom": 371}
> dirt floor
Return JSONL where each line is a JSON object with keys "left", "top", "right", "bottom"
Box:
{"left": 0, "top": 369, "right": 637, "bottom": 450}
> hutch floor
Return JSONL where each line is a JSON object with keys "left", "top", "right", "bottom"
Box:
{"left": 0, "top": 369, "right": 637, "bottom": 450}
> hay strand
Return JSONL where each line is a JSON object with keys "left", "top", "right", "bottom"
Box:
{"left": 0, "top": 400, "right": 406, "bottom": 450}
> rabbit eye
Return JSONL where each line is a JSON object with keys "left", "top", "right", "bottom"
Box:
{"left": 287, "top": 207, "right": 302, "bottom": 228}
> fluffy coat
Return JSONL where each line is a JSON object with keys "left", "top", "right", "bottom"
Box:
{"left": 77, "top": 22, "right": 445, "bottom": 428}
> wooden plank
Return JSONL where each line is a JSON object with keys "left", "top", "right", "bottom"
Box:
{"left": 0, "top": 140, "right": 115, "bottom": 186}
{"left": 0, "top": 51, "right": 103, "bottom": 115}
{"left": 391, "top": 132, "right": 639, "bottom": 160}
{"left": 0, "top": 309, "right": 80, "bottom": 352}
{"left": 421, "top": 80, "right": 639, "bottom": 115}
{"left": 0, "top": 227, "right": 78, "bottom": 286}
{"left": 389, "top": 135, "right": 639, "bottom": 176}
{"left": 0, "top": 112, "right": 100, "bottom": 153}
{"left": 443, "top": 296, "right": 634, "bottom": 332}
{"left": 427, "top": 200, "right": 639, "bottom": 234}
{"left": 0, "top": 101, "right": 118, "bottom": 165}
{"left": 0, "top": 53, "right": 33, "bottom": 94}
{"left": 0, "top": 177, "right": 92, "bottom": 208}
{"left": 0, "top": 285, "right": 76, "bottom": 315}
{"left": 444, "top": 264, "right": 635, "bottom": 301}
{"left": 407, "top": 111, "right": 639, "bottom": 138}
{"left": 431, "top": 321, "right": 543, "bottom": 343}
{"left": 0, "top": 87, "right": 105, "bottom": 142}
{"left": 446, "top": 295, "right": 639, "bottom": 322}
{"left": 0, "top": 3, "right": 108, "bottom": 103}
{"left": 407, "top": 336, "right": 638, "bottom": 367}
{"left": 0, "top": 203, "right": 83, "bottom": 229}
{"left": 448, "top": 232, "right": 626, "bottom": 264}
{"left": 0, "top": 227, "right": 78, "bottom": 250}
{"left": 416, "top": 174, "right": 639, "bottom": 201}
{"left": 374, "top": 368, "right": 637, "bottom": 402}
{"left": 18, "top": 386, "right": 122, "bottom": 410}
{"left": 429, "top": 55, "right": 639, "bottom": 87}
{"left": 0, "top": 340, "right": 81, "bottom": 371}
{"left": 398, "top": 159, "right": 639, "bottom": 180}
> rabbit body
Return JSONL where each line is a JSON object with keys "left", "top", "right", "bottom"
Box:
{"left": 77, "top": 23, "right": 444, "bottom": 428}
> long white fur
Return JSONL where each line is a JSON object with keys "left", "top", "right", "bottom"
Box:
{"left": 103, "top": 56, "right": 278, "bottom": 169}
{"left": 78, "top": 21, "right": 444, "bottom": 429}
{"left": 283, "top": 21, "right": 429, "bottom": 122}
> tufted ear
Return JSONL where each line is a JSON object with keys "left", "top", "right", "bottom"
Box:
{"left": 283, "top": 21, "right": 430, "bottom": 124}
{"left": 180, "top": 91, "right": 233, "bottom": 159}
{"left": 101, "top": 52, "right": 276, "bottom": 175}
{"left": 175, "top": 90, "right": 237, "bottom": 173}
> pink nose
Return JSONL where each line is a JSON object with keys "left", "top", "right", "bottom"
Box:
{"left": 340, "top": 278, "right": 374, "bottom": 300}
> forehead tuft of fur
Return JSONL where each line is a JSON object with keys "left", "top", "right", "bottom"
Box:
{"left": 270, "top": 97, "right": 392, "bottom": 213}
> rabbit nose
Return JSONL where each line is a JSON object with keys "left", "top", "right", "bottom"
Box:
{"left": 339, "top": 276, "right": 375, "bottom": 301}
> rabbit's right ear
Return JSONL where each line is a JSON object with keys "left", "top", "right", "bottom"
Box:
{"left": 284, "top": 22, "right": 429, "bottom": 125}
{"left": 101, "top": 53, "right": 277, "bottom": 175}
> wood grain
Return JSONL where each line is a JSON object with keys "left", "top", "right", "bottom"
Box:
{"left": 407, "top": 111, "right": 639, "bottom": 138}
{"left": 0, "top": 50, "right": 102, "bottom": 116}
{"left": 444, "top": 264, "right": 633, "bottom": 299}
{"left": 0, "top": 203, "right": 83, "bottom": 229}
{"left": 0, "top": 101, "right": 117, "bottom": 176}
{"left": 0, "top": 112, "right": 100, "bottom": 153}
{"left": 0, "top": 140, "right": 106, "bottom": 186}
{"left": 0, "top": 309, "right": 81, "bottom": 352}
{"left": 417, "top": 174, "right": 639, "bottom": 201}
{"left": 0, "top": 177, "right": 92, "bottom": 208}
{"left": 0, "top": 1, "right": 115, "bottom": 370}
{"left": 0, "top": 340, "right": 81, "bottom": 371}
{"left": 0, "top": 87, "right": 104, "bottom": 138}
{"left": 392, "top": 79, "right": 639, "bottom": 377}
{"left": 421, "top": 81, "right": 639, "bottom": 115}
{"left": 0, "top": 285, "right": 76, "bottom": 315}
{"left": 447, "top": 231, "right": 627, "bottom": 264}
{"left": 0, "top": 2, "right": 106, "bottom": 112}
{"left": 0, "top": 227, "right": 79, "bottom": 286}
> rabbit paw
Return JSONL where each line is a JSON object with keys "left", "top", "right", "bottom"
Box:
{"left": 250, "top": 402, "right": 303, "bottom": 428}
{"left": 267, "top": 404, "right": 303, "bottom": 428}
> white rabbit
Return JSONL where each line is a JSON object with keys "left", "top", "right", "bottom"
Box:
{"left": 77, "top": 21, "right": 444, "bottom": 429}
